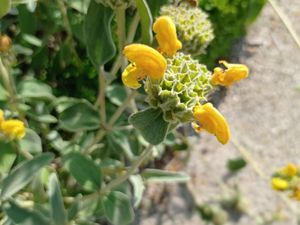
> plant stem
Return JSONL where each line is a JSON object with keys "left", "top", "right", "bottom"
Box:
{"left": 116, "top": 4, "right": 126, "bottom": 69}
{"left": 83, "top": 91, "right": 137, "bottom": 154}
{"left": 95, "top": 67, "right": 107, "bottom": 126}
{"left": 126, "top": 11, "right": 140, "bottom": 44}
{"left": 56, "top": 0, "right": 81, "bottom": 68}
{"left": 101, "top": 145, "right": 153, "bottom": 194}
{"left": 268, "top": 0, "right": 300, "bottom": 49}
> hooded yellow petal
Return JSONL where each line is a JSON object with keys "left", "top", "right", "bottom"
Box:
{"left": 193, "top": 103, "right": 230, "bottom": 144}
{"left": 211, "top": 60, "right": 249, "bottom": 86}
{"left": 153, "top": 16, "right": 182, "bottom": 56}
{"left": 123, "top": 44, "right": 167, "bottom": 80}
{"left": 271, "top": 177, "right": 289, "bottom": 191}
{"left": 1, "top": 119, "right": 26, "bottom": 139}
{"left": 122, "top": 63, "right": 146, "bottom": 89}
{"left": 280, "top": 163, "right": 298, "bottom": 178}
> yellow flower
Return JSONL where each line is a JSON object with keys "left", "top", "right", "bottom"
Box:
{"left": 280, "top": 163, "right": 298, "bottom": 178}
{"left": 291, "top": 188, "right": 300, "bottom": 201}
{"left": 153, "top": 16, "right": 182, "bottom": 56}
{"left": 1, "top": 119, "right": 26, "bottom": 140}
{"left": 192, "top": 103, "right": 230, "bottom": 144}
{"left": 121, "top": 63, "right": 146, "bottom": 89}
{"left": 211, "top": 60, "right": 249, "bottom": 86}
{"left": 122, "top": 44, "right": 167, "bottom": 89}
{"left": 271, "top": 177, "right": 289, "bottom": 191}
{"left": 0, "top": 110, "right": 4, "bottom": 125}
{"left": 0, "top": 34, "right": 12, "bottom": 52}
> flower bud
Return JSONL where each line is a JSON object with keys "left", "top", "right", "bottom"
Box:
{"left": 145, "top": 52, "right": 213, "bottom": 123}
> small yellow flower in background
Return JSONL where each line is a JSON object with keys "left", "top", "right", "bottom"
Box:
{"left": 0, "top": 110, "right": 4, "bottom": 125}
{"left": 1, "top": 119, "right": 26, "bottom": 140}
{"left": 271, "top": 177, "right": 289, "bottom": 191}
{"left": 291, "top": 188, "right": 300, "bottom": 201}
{"left": 153, "top": 16, "right": 182, "bottom": 56}
{"left": 192, "top": 103, "right": 230, "bottom": 144}
{"left": 211, "top": 60, "right": 249, "bottom": 86}
{"left": 122, "top": 44, "right": 167, "bottom": 89}
{"left": 0, "top": 34, "right": 12, "bottom": 52}
{"left": 280, "top": 163, "right": 298, "bottom": 178}
{"left": 0, "top": 109, "right": 26, "bottom": 140}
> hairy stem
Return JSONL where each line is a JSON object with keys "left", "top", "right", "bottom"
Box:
{"left": 101, "top": 145, "right": 153, "bottom": 194}
{"left": 95, "top": 67, "right": 107, "bottom": 126}
{"left": 83, "top": 91, "right": 137, "bottom": 154}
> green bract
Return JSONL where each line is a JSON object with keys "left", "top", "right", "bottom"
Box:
{"left": 160, "top": 3, "right": 214, "bottom": 56}
{"left": 145, "top": 52, "right": 213, "bottom": 123}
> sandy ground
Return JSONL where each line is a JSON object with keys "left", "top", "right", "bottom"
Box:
{"left": 134, "top": 1, "right": 300, "bottom": 225}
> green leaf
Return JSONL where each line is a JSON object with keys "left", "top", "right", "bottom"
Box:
{"left": 129, "top": 175, "right": 145, "bottom": 208}
{"left": 63, "top": 152, "right": 101, "bottom": 191}
{"left": 17, "top": 78, "right": 54, "bottom": 100}
{"left": 19, "top": 129, "right": 42, "bottom": 154}
{"left": 135, "top": 0, "right": 153, "bottom": 45}
{"left": 84, "top": 0, "right": 116, "bottom": 68}
{"left": 141, "top": 169, "right": 190, "bottom": 183}
{"left": 0, "top": 0, "right": 11, "bottom": 18}
{"left": 146, "top": 0, "right": 168, "bottom": 18}
{"left": 106, "top": 85, "right": 127, "bottom": 106}
{"left": 0, "top": 153, "right": 54, "bottom": 199}
{"left": 4, "top": 200, "right": 51, "bottom": 225}
{"left": 227, "top": 157, "right": 247, "bottom": 172}
{"left": 102, "top": 191, "right": 134, "bottom": 225}
{"left": 0, "top": 83, "right": 8, "bottom": 101}
{"left": 129, "top": 108, "right": 169, "bottom": 145}
{"left": 58, "top": 100, "right": 100, "bottom": 132}
{"left": 0, "top": 142, "right": 17, "bottom": 175}
{"left": 48, "top": 173, "right": 68, "bottom": 225}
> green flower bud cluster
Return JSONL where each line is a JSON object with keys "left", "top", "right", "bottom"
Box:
{"left": 95, "top": 0, "right": 133, "bottom": 9}
{"left": 145, "top": 52, "right": 213, "bottom": 123}
{"left": 160, "top": 3, "right": 214, "bottom": 56}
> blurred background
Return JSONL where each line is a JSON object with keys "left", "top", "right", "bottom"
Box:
{"left": 1, "top": 0, "right": 300, "bottom": 224}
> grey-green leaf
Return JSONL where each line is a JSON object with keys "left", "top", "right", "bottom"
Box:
{"left": 63, "top": 152, "right": 101, "bottom": 191}
{"left": 84, "top": 0, "right": 116, "bottom": 68}
{"left": 129, "top": 175, "right": 145, "bottom": 208}
{"left": 135, "top": 0, "right": 153, "bottom": 45}
{"left": 0, "top": 141, "right": 16, "bottom": 175}
{"left": 4, "top": 200, "right": 51, "bottom": 225}
{"left": 0, "top": 153, "right": 54, "bottom": 199}
{"left": 58, "top": 101, "right": 100, "bottom": 132}
{"left": 48, "top": 173, "right": 68, "bottom": 225}
{"left": 141, "top": 169, "right": 190, "bottom": 183}
{"left": 0, "top": 0, "right": 11, "bottom": 18}
{"left": 102, "top": 191, "right": 134, "bottom": 225}
{"left": 19, "top": 129, "right": 42, "bottom": 154}
{"left": 129, "top": 108, "right": 169, "bottom": 145}
{"left": 17, "top": 78, "right": 54, "bottom": 100}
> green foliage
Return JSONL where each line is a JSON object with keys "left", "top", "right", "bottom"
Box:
{"left": 227, "top": 157, "right": 247, "bottom": 172}
{"left": 0, "top": 0, "right": 265, "bottom": 224}
{"left": 102, "top": 191, "right": 134, "bottom": 225}
{"left": 198, "top": 0, "right": 267, "bottom": 68}
{"left": 129, "top": 107, "right": 170, "bottom": 145}
{"left": 84, "top": 0, "right": 116, "bottom": 68}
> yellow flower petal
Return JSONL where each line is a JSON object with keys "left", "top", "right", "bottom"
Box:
{"left": 1, "top": 119, "right": 26, "bottom": 139}
{"left": 193, "top": 103, "right": 230, "bottom": 144}
{"left": 211, "top": 60, "right": 249, "bottom": 86}
{"left": 0, "top": 110, "right": 4, "bottom": 126}
{"left": 122, "top": 63, "right": 146, "bottom": 89}
{"left": 291, "top": 188, "right": 300, "bottom": 201}
{"left": 153, "top": 16, "right": 182, "bottom": 56}
{"left": 123, "top": 44, "right": 167, "bottom": 80}
{"left": 280, "top": 163, "right": 298, "bottom": 178}
{"left": 271, "top": 177, "right": 289, "bottom": 191}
